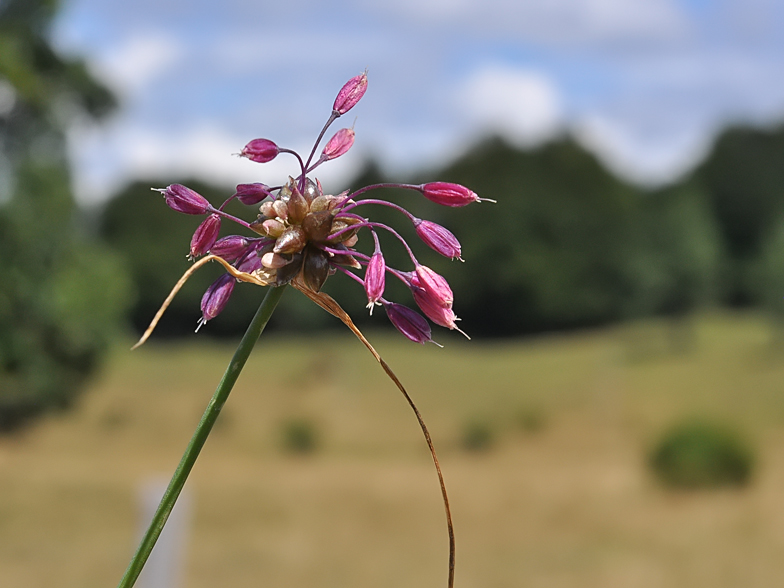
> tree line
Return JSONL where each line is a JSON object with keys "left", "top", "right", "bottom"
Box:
{"left": 98, "top": 124, "right": 784, "bottom": 338}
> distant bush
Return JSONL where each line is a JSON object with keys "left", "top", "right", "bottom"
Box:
{"left": 518, "top": 408, "right": 546, "bottom": 433}
{"left": 280, "top": 418, "right": 318, "bottom": 454}
{"left": 461, "top": 420, "right": 494, "bottom": 452}
{"left": 649, "top": 421, "right": 754, "bottom": 489}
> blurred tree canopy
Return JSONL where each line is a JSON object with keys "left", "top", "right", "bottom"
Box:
{"left": 0, "top": 0, "right": 130, "bottom": 431}
{"left": 692, "top": 123, "right": 784, "bottom": 305}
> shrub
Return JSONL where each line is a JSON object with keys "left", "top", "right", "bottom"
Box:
{"left": 461, "top": 420, "right": 494, "bottom": 452}
{"left": 280, "top": 418, "right": 318, "bottom": 454}
{"left": 649, "top": 420, "right": 754, "bottom": 489}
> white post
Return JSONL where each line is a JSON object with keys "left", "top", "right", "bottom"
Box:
{"left": 136, "top": 478, "right": 192, "bottom": 588}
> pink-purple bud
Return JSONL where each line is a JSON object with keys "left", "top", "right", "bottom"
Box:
{"left": 236, "top": 249, "right": 263, "bottom": 273}
{"left": 414, "top": 219, "right": 462, "bottom": 260}
{"left": 159, "top": 184, "right": 211, "bottom": 215}
{"left": 241, "top": 138, "right": 279, "bottom": 163}
{"left": 420, "top": 182, "right": 482, "bottom": 207}
{"left": 235, "top": 183, "right": 271, "bottom": 205}
{"left": 384, "top": 302, "right": 432, "bottom": 344}
{"left": 411, "top": 285, "right": 460, "bottom": 331}
{"left": 190, "top": 213, "right": 221, "bottom": 258}
{"left": 209, "top": 235, "right": 249, "bottom": 262}
{"left": 364, "top": 251, "right": 386, "bottom": 312}
{"left": 333, "top": 71, "right": 368, "bottom": 115}
{"left": 322, "top": 128, "right": 355, "bottom": 161}
{"left": 199, "top": 273, "right": 235, "bottom": 327}
{"left": 413, "top": 266, "right": 454, "bottom": 307}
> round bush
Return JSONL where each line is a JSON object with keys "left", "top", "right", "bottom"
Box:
{"left": 280, "top": 418, "right": 318, "bottom": 454}
{"left": 649, "top": 421, "right": 754, "bottom": 489}
{"left": 461, "top": 420, "right": 494, "bottom": 452}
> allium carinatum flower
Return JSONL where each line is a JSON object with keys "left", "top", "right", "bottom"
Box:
{"left": 157, "top": 71, "right": 485, "bottom": 341}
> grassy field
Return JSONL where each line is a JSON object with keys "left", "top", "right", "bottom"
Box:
{"left": 3, "top": 312, "right": 784, "bottom": 587}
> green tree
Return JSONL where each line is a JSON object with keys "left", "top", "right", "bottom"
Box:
{"left": 0, "top": 0, "right": 130, "bottom": 431}
{"left": 693, "top": 124, "right": 784, "bottom": 304}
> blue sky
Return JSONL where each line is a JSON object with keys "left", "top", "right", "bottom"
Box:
{"left": 51, "top": 0, "right": 784, "bottom": 203}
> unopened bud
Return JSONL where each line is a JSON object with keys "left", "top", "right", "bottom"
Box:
{"left": 384, "top": 302, "right": 432, "bottom": 344}
{"left": 420, "top": 182, "right": 488, "bottom": 207}
{"left": 158, "top": 184, "right": 211, "bottom": 215}
{"left": 411, "top": 285, "right": 461, "bottom": 333}
{"left": 236, "top": 249, "right": 263, "bottom": 273}
{"left": 190, "top": 213, "right": 221, "bottom": 258}
{"left": 198, "top": 273, "right": 235, "bottom": 328}
{"left": 235, "top": 183, "right": 271, "bottom": 205}
{"left": 413, "top": 266, "right": 453, "bottom": 307}
{"left": 414, "top": 219, "right": 462, "bottom": 260}
{"left": 241, "top": 138, "right": 279, "bottom": 163}
{"left": 322, "top": 128, "right": 355, "bottom": 161}
{"left": 333, "top": 71, "right": 368, "bottom": 115}
{"left": 364, "top": 251, "right": 386, "bottom": 312}
{"left": 209, "top": 235, "right": 249, "bottom": 262}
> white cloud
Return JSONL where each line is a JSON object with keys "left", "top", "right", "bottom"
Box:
{"left": 92, "top": 32, "right": 185, "bottom": 96}
{"left": 355, "top": 0, "right": 688, "bottom": 44}
{"left": 573, "top": 114, "right": 712, "bottom": 185}
{"left": 459, "top": 66, "right": 563, "bottom": 147}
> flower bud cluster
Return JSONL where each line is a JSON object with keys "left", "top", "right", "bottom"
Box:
{"left": 157, "top": 72, "right": 486, "bottom": 342}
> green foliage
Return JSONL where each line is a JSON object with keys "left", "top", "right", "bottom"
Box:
{"left": 693, "top": 124, "right": 784, "bottom": 304}
{"left": 0, "top": 0, "right": 129, "bottom": 432}
{"left": 280, "top": 418, "right": 318, "bottom": 454}
{"left": 649, "top": 421, "right": 754, "bottom": 489}
{"left": 461, "top": 419, "right": 494, "bottom": 451}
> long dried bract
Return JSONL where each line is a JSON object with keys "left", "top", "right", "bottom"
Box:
{"left": 293, "top": 279, "right": 456, "bottom": 588}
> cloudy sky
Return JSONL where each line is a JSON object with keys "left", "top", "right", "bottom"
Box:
{"left": 52, "top": 0, "right": 784, "bottom": 203}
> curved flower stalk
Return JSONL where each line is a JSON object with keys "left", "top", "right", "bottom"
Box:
{"left": 121, "top": 71, "right": 487, "bottom": 588}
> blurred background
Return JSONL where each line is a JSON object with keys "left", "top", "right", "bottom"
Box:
{"left": 3, "top": 0, "right": 784, "bottom": 586}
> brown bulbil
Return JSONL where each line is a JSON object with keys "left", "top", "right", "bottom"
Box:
{"left": 274, "top": 251, "right": 304, "bottom": 285}
{"left": 248, "top": 216, "right": 268, "bottom": 236}
{"left": 302, "top": 210, "right": 334, "bottom": 242}
{"left": 287, "top": 185, "right": 309, "bottom": 224}
{"left": 302, "top": 178, "right": 319, "bottom": 204}
{"left": 273, "top": 225, "right": 307, "bottom": 254}
{"left": 302, "top": 245, "right": 330, "bottom": 292}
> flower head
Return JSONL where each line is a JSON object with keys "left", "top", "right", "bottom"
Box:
{"left": 157, "top": 73, "right": 482, "bottom": 341}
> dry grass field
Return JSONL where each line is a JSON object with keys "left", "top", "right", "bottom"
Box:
{"left": 3, "top": 312, "right": 784, "bottom": 587}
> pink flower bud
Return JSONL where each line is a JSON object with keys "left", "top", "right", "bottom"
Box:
{"left": 414, "top": 219, "right": 462, "bottom": 260}
{"left": 198, "top": 273, "right": 235, "bottom": 328}
{"left": 383, "top": 302, "right": 432, "bottom": 344}
{"left": 235, "top": 182, "right": 271, "bottom": 205}
{"left": 190, "top": 213, "right": 221, "bottom": 258}
{"left": 413, "top": 266, "right": 453, "bottom": 307}
{"left": 322, "top": 128, "right": 355, "bottom": 161}
{"left": 333, "top": 71, "right": 368, "bottom": 115}
{"left": 159, "top": 184, "right": 211, "bottom": 215}
{"left": 236, "top": 249, "right": 263, "bottom": 273}
{"left": 411, "top": 285, "right": 461, "bottom": 331}
{"left": 209, "top": 235, "right": 249, "bottom": 262}
{"left": 364, "top": 251, "right": 386, "bottom": 312}
{"left": 420, "top": 182, "right": 482, "bottom": 207}
{"left": 241, "top": 138, "right": 279, "bottom": 163}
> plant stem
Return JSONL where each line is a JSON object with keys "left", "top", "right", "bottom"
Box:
{"left": 116, "top": 284, "right": 288, "bottom": 588}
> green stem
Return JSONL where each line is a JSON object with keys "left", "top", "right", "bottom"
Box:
{"left": 116, "top": 284, "right": 288, "bottom": 588}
